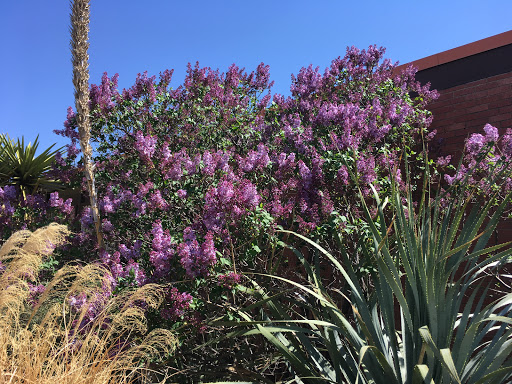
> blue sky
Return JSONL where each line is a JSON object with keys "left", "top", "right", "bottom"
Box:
{"left": 1, "top": 0, "right": 511, "bottom": 152}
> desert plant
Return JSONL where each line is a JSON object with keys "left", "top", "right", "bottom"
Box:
{"left": 219, "top": 161, "right": 512, "bottom": 383}
{"left": 0, "top": 223, "right": 177, "bottom": 383}
{"left": 0, "top": 134, "right": 65, "bottom": 196}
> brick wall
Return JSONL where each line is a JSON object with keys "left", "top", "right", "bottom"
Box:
{"left": 394, "top": 31, "right": 512, "bottom": 328}
{"left": 424, "top": 70, "right": 512, "bottom": 310}
{"left": 426, "top": 71, "right": 512, "bottom": 246}
{"left": 428, "top": 70, "right": 512, "bottom": 158}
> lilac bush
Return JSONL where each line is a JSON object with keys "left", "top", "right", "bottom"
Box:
{"left": 440, "top": 123, "right": 512, "bottom": 204}
{"left": 2, "top": 46, "right": 440, "bottom": 327}
{"left": 0, "top": 185, "right": 75, "bottom": 240}
{"left": 52, "top": 62, "right": 277, "bottom": 325}
{"left": 258, "top": 46, "right": 438, "bottom": 234}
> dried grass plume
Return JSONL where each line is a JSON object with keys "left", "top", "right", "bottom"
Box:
{"left": 0, "top": 224, "right": 177, "bottom": 383}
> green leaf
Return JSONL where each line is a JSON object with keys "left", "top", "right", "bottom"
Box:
{"left": 413, "top": 365, "right": 434, "bottom": 384}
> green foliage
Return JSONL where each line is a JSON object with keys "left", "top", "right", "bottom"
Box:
{"left": 0, "top": 134, "right": 65, "bottom": 195}
{"left": 219, "top": 167, "right": 512, "bottom": 383}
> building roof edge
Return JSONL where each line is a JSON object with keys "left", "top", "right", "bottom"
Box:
{"left": 395, "top": 30, "right": 512, "bottom": 72}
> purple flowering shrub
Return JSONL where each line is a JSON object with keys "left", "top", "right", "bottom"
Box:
{"left": 53, "top": 62, "right": 274, "bottom": 326}
{"left": 0, "top": 185, "right": 75, "bottom": 240}
{"left": 259, "top": 46, "right": 438, "bottom": 235}
{"left": 440, "top": 123, "right": 512, "bottom": 205}
{"left": 49, "top": 46, "right": 441, "bottom": 327}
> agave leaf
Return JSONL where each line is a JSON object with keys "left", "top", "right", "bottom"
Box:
{"left": 217, "top": 319, "right": 345, "bottom": 330}
{"left": 255, "top": 324, "right": 315, "bottom": 379}
{"left": 470, "top": 329, "right": 512, "bottom": 382}
{"left": 451, "top": 283, "right": 487, "bottom": 370}
{"left": 463, "top": 247, "right": 512, "bottom": 281}
{"left": 439, "top": 349, "right": 461, "bottom": 384}
{"left": 324, "top": 327, "right": 357, "bottom": 382}
{"left": 471, "top": 189, "right": 512, "bottom": 253}
{"left": 357, "top": 345, "right": 397, "bottom": 383}
{"left": 472, "top": 366, "right": 512, "bottom": 384}
{"left": 202, "top": 382, "right": 261, "bottom": 384}
{"left": 419, "top": 327, "right": 461, "bottom": 383}
{"left": 278, "top": 230, "right": 364, "bottom": 301}
{"left": 294, "top": 331, "right": 337, "bottom": 381}
{"left": 413, "top": 364, "right": 434, "bottom": 384}
{"left": 278, "top": 230, "right": 379, "bottom": 343}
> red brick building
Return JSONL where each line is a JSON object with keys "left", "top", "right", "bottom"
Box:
{"left": 397, "top": 30, "right": 512, "bottom": 158}
{"left": 398, "top": 31, "right": 512, "bottom": 245}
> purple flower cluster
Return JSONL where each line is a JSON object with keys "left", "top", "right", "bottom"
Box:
{"left": 238, "top": 144, "right": 270, "bottom": 173}
{"left": 436, "top": 155, "right": 452, "bottom": 167}
{"left": 27, "top": 283, "right": 46, "bottom": 306}
{"left": 89, "top": 72, "right": 120, "bottom": 113}
{"left": 217, "top": 272, "right": 241, "bottom": 289}
{"left": 150, "top": 220, "right": 175, "bottom": 279}
{"left": 466, "top": 134, "right": 486, "bottom": 156}
{"left": 177, "top": 229, "right": 216, "bottom": 278}
{"left": 0, "top": 186, "right": 74, "bottom": 239}
{"left": 161, "top": 287, "right": 193, "bottom": 320}
{"left": 100, "top": 244, "right": 146, "bottom": 287}
{"left": 203, "top": 176, "right": 261, "bottom": 233}
{"left": 357, "top": 156, "right": 377, "bottom": 185}
{"left": 443, "top": 124, "right": 512, "bottom": 198}
{"left": 465, "top": 124, "right": 500, "bottom": 158}
{"left": 177, "top": 189, "right": 187, "bottom": 199}
{"left": 0, "top": 185, "right": 17, "bottom": 200}
{"left": 67, "top": 280, "right": 114, "bottom": 333}
{"left": 502, "top": 129, "right": 512, "bottom": 158}
{"left": 0, "top": 186, "right": 16, "bottom": 228}
{"left": 134, "top": 131, "right": 157, "bottom": 162}
{"left": 49, "top": 192, "right": 74, "bottom": 215}
{"left": 68, "top": 292, "right": 88, "bottom": 312}
{"left": 159, "top": 147, "right": 199, "bottom": 180}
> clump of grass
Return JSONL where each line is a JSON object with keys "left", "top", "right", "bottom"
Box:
{"left": 0, "top": 223, "right": 177, "bottom": 383}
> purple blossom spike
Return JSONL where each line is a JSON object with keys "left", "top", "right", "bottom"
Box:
{"left": 134, "top": 131, "right": 157, "bottom": 161}
{"left": 483, "top": 123, "right": 499, "bottom": 143}
{"left": 161, "top": 287, "right": 193, "bottom": 320}
{"left": 466, "top": 134, "right": 486, "bottom": 156}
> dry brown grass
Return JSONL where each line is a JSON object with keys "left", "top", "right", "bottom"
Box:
{"left": 0, "top": 224, "right": 177, "bottom": 383}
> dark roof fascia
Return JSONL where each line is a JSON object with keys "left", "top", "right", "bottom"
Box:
{"left": 396, "top": 30, "right": 512, "bottom": 73}
{"left": 394, "top": 30, "right": 512, "bottom": 90}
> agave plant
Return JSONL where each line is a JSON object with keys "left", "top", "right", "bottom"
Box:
{"left": 0, "top": 134, "right": 65, "bottom": 197}
{"left": 218, "top": 166, "right": 512, "bottom": 383}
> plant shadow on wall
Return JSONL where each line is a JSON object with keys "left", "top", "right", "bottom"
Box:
{"left": 213, "top": 150, "right": 512, "bottom": 384}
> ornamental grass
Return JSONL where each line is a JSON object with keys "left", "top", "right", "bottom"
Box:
{"left": 0, "top": 223, "right": 177, "bottom": 384}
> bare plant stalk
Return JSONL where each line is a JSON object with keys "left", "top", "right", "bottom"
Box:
{"left": 70, "top": 0, "right": 104, "bottom": 249}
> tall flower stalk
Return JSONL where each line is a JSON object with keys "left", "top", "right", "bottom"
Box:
{"left": 70, "top": 0, "right": 103, "bottom": 248}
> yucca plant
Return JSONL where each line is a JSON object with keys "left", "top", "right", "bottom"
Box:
{"left": 0, "top": 134, "right": 65, "bottom": 197}
{"left": 218, "top": 164, "right": 512, "bottom": 383}
{"left": 0, "top": 223, "right": 177, "bottom": 383}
